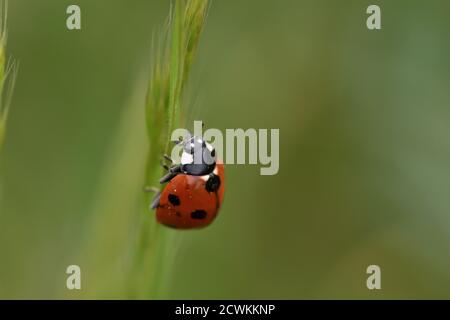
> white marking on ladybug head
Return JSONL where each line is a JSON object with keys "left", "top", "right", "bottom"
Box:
{"left": 181, "top": 151, "right": 194, "bottom": 165}
{"left": 179, "top": 135, "right": 216, "bottom": 166}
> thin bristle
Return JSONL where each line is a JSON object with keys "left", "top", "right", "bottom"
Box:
{"left": 0, "top": 0, "right": 17, "bottom": 151}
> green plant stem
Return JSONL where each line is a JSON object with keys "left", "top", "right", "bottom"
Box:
{"left": 131, "top": 0, "right": 209, "bottom": 299}
{"left": 0, "top": 0, "right": 18, "bottom": 152}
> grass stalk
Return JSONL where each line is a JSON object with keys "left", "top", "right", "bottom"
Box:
{"left": 0, "top": 0, "right": 18, "bottom": 152}
{"left": 131, "top": 0, "right": 209, "bottom": 299}
{"left": 77, "top": 0, "right": 209, "bottom": 299}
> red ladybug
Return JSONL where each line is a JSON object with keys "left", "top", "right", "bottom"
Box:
{"left": 150, "top": 135, "right": 225, "bottom": 229}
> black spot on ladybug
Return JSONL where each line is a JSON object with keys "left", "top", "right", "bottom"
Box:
{"left": 191, "top": 210, "right": 207, "bottom": 219}
{"left": 168, "top": 194, "right": 181, "bottom": 206}
{"left": 205, "top": 174, "right": 221, "bottom": 193}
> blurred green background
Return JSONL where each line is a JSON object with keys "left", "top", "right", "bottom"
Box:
{"left": 1, "top": 0, "right": 450, "bottom": 299}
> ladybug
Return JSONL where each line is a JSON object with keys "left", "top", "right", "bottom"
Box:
{"left": 150, "top": 135, "right": 225, "bottom": 229}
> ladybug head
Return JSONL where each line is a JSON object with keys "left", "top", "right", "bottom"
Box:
{"left": 179, "top": 135, "right": 216, "bottom": 176}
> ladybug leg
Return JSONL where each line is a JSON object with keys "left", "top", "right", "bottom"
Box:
{"left": 159, "top": 165, "right": 182, "bottom": 184}
{"left": 163, "top": 154, "right": 173, "bottom": 164}
{"left": 143, "top": 186, "right": 161, "bottom": 210}
{"left": 150, "top": 191, "right": 161, "bottom": 210}
{"left": 160, "top": 172, "right": 176, "bottom": 183}
{"left": 160, "top": 161, "right": 170, "bottom": 171}
{"left": 144, "top": 186, "right": 159, "bottom": 193}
